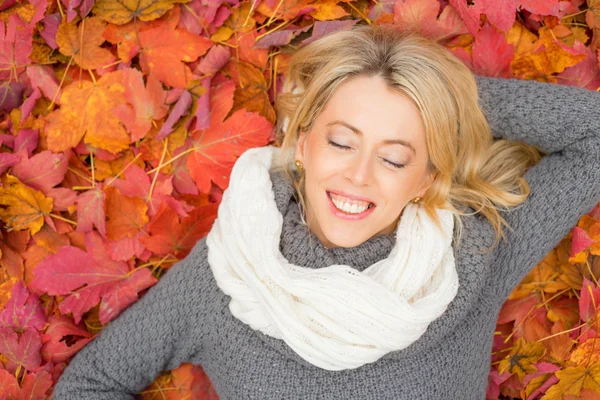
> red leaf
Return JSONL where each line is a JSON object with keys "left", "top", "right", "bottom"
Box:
{"left": 0, "top": 327, "right": 42, "bottom": 370}
{"left": 471, "top": 21, "right": 515, "bottom": 78}
{"left": 186, "top": 108, "right": 272, "bottom": 193}
{"left": 0, "top": 280, "right": 46, "bottom": 331}
{"left": 579, "top": 277, "right": 600, "bottom": 323}
{"left": 29, "top": 231, "right": 157, "bottom": 324}
{"left": 40, "top": 314, "right": 93, "bottom": 364}
{"left": 75, "top": 187, "right": 106, "bottom": 238}
{"left": 140, "top": 201, "right": 218, "bottom": 259}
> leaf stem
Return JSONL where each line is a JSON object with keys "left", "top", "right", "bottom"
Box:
{"left": 50, "top": 213, "right": 77, "bottom": 226}
{"left": 147, "top": 146, "right": 195, "bottom": 174}
{"left": 148, "top": 138, "right": 168, "bottom": 213}
{"left": 48, "top": 55, "right": 73, "bottom": 110}
{"left": 561, "top": 9, "right": 589, "bottom": 19}
{"left": 105, "top": 152, "right": 143, "bottom": 186}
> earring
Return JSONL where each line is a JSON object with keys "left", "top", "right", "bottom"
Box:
{"left": 411, "top": 197, "right": 422, "bottom": 203}
{"left": 295, "top": 160, "right": 304, "bottom": 172}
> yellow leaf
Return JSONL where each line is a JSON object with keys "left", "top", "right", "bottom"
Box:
{"left": 211, "top": 26, "right": 234, "bottom": 43}
{"left": 309, "top": 0, "right": 350, "bottom": 21}
{"left": 498, "top": 337, "right": 546, "bottom": 382}
{"left": 92, "top": 0, "right": 191, "bottom": 25}
{"left": 0, "top": 175, "right": 53, "bottom": 235}
{"left": 542, "top": 363, "right": 600, "bottom": 399}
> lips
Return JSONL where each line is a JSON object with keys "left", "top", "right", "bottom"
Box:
{"left": 326, "top": 190, "right": 376, "bottom": 207}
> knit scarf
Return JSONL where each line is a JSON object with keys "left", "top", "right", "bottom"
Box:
{"left": 206, "top": 145, "right": 460, "bottom": 371}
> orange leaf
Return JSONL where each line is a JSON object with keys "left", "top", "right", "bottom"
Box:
{"left": 232, "top": 61, "right": 277, "bottom": 124}
{"left": 104, "top": 186, "right": 149, "bottom": 241}
{"left": 255, "top": 0, "right": 316, "bottom": 22}
{"left": 92, "top": 0, "right": 190, "bottom": 25}
{"left": 45, "top": 70, "right": 130, "bottom": 153}
{"left": 0, "top": 174, "right": 53, "bottom": 235}
{"left": 56, "top": 17, "right": 114, "bottom": 70}
{"left": 569, "top": 338, "right": 600, "bottom": 366}
{"left": 136, "top": 6, "right": 213, "bottom": 88}
{"left": 511, "top": 27, "right": 587, "bottom": 82}
{"left": 140, "top": 201, "right": 217, "bottom": 259}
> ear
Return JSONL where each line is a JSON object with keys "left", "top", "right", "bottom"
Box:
{"left": 294, "top": 130, "right": 308, "bottom": 162}
{"left": 417, "top": 170, "right": 436, "bottom": 198}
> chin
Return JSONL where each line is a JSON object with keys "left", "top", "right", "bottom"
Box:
{"left": 322, "top": 230, "right": 368, "bottom": 249}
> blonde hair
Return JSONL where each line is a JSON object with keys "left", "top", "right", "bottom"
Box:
{"left": 271, "top": 24, "right": 543, "bottom": 252}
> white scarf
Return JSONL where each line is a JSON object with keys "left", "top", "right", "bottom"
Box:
{"left": 206, "top": 145, "right": 459, "bottom": 371}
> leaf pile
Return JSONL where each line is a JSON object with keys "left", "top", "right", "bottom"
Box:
{"left": 0, "top": 0, "right": 599, "bottom": 399}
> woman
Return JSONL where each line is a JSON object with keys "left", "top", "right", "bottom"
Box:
{"left": 52, "top": 25, "right": 600, "bottom": 399}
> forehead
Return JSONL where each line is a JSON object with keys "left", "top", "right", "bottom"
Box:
{"left": 319, "top": 75, "right": 426, "bottom": 146}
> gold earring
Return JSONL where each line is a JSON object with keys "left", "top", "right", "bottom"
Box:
{"left": 412, "top": 197, "right": 422, "bottom": 203}
{"left": 295, "top": 160, "right": 304, "bottom": 172}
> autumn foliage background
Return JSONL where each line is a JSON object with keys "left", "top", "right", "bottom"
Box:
{"left": 1, "top": 0, "right": 600, "bottom": 398}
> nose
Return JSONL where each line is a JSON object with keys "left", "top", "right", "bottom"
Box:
{"left": 343, "top": 150, "right": 373, "bottom": 186}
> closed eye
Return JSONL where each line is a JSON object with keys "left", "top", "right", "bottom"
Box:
{"left": 327, "top": 140, "right": 405, "bottom": 169}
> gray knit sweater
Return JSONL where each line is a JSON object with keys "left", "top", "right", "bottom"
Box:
{"left": 52, "top": 76, "right": 600, "bottom": 400}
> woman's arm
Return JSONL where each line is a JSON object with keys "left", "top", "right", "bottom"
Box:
{"left": 474, "top": 75, "right": 600, "bottom": 301}
{"left": 52, "top": 238, "right": 208, "bottom": 400}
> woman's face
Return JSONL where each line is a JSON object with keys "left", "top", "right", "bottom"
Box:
{"left": 294, "top": 74, "right": 435, "bottom": 249}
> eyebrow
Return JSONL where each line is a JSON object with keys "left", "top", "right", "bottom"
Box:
{"left": 325, "top": 120, "right": 416, "bottom": 155}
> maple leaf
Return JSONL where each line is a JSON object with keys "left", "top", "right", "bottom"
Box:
{"left": 393, "top": 0, "right": 468, "bottom": 41}
{"left": 186, "top": 108, "right": 273, "bottom": 193}
{"left": 0, "top": 280, "right": 46, "bottom": 331}
{"left": 111, "top": 69, "right": 169, "bottom": 142}
{"left": 18, "top": 370, "right": 53, "bottom": 399}
{"left": 45, "top": 70, "right": 130, "bottom": 153}
{"left": 56, "top": 16, "right": 115, "bottom": 70}
{"left": 511, "top": 27, "right": 587, "bottom": 82}
{"left": 93, "top": 148, "right": 145, "bottom": 181}
{"left": 309, "top": 0, "right": 350, "bottom": 21}
{"left": 0, "top": 153, "right": 19, "bottom": 175}
{"left": 112, "top": 163, "right": 189, "bottom": 217}
{"left": 29, "top": 231, "right": 157, "bottom": 324}
{"left": 588, "top": 0, "right": 600, "bottom": 29}
{"left": 0, "top": 14, "right": 33, "bottom": 82}
{"left": 104, "top": 185, "right": 149, "bottom": 241}
{"left": 40, "top": 314, "right": 94, "bottom": 363}
{"left": 232, "top": 61, "right": 277, "bottom": 124}
{"left": 254, "top": 25, "right": 312, "bottom": 49}
{"left": 92, "top": 0, "right": 191, "bottom": 24}
{"left": 569, "top": 338, "right": 600, "bottom": 366}
{"left": 579, "top": 277, "right": 600, "bottom": 323}
{"left": 544, "top": 363, "right": 600, "bottom": 398}
{"left": 11, "top": 150, "right": 69, "bottom": 193}
{"left": 498, "top": 337, "right": 547, "bottom": 382}
{"left": 140, "top": 201, "right": 218, "bottom": 258}
{"left": 255, "top": 0, "right": 316, "bottom": 22}
{"left": 0, "top": 327, "right": 42, "bottom": 370}
{"left": 114, "top": 6, "right": 213, "bottom": 89}
{"left": 471, "top": 22, "right": 516, "bottom": 78}
{"left": 0, "top": 174, "right": 53, "bottom": 235}
{"left": 75, "top": 187, "right": 107, "bottom": 238}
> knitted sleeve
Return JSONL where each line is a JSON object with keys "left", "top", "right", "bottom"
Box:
{"left": 51, "top": 239, "right": 208, "bottom": 400}
{"left": 474, "top": 75, "right": 600, "bottom": 302}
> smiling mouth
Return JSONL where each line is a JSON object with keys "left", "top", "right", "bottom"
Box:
{"left": 327, "top": 191, "right": 375, "bottom": 214}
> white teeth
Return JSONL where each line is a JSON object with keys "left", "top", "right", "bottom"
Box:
{"left": 331, "top": 196, "right": 369, "bottom": 214}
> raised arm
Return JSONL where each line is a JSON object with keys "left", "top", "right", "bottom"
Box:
{"left": 52, "top": 239, "right": 208, "bottom": 400}
{"left": 474, "top": 75, "right": 600, "bottom": 301}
